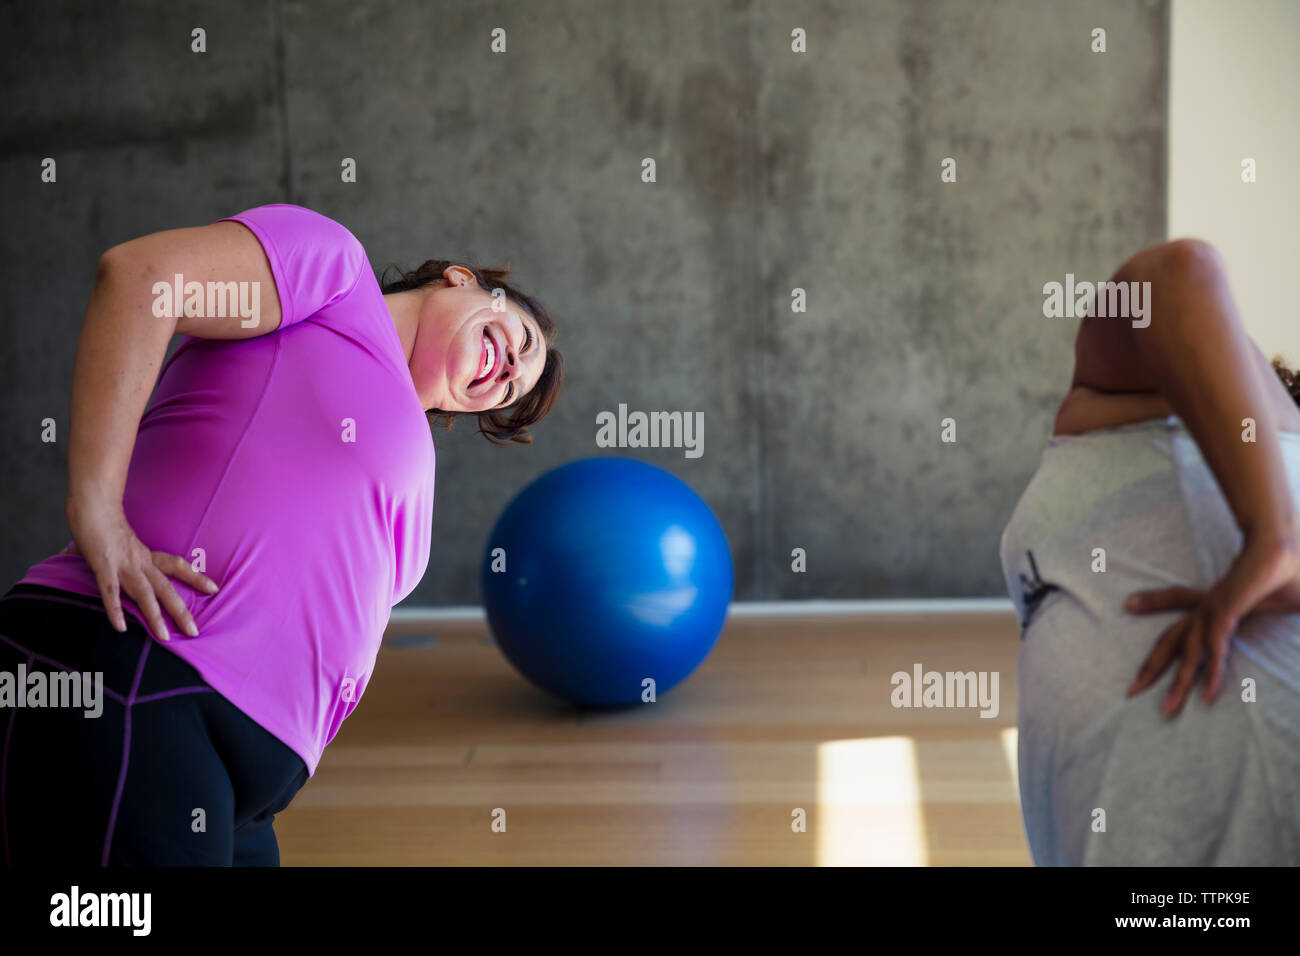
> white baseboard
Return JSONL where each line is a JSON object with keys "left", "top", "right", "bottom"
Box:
{"left": 388, "top": 597, "right": 1014, "bottom": 626}
{"left": 728, "top": 598, "right": 1014, "bottom": 617}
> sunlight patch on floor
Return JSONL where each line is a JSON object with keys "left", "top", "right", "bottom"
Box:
{"left": 815, "top": 736, "right": 927, "bottom": 866}
{"left": 1000, "top": 728, "right": 1019, "bottom": 794}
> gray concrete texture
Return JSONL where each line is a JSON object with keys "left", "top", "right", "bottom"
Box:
{"left": 0, "top": 0, "right": 1168, "bottom": 603}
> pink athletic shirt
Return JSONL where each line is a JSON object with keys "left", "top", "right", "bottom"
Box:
{"left": 19, "top": 204, "right": 435, "bottom": 775}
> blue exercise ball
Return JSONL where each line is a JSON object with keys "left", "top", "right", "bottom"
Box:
{"left": 482, "top": 457, "right": 733, "bottom": 706}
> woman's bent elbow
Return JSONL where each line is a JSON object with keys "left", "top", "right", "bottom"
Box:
{"left": 94, "top": 243, "right": 135, "bottom": 284}
{"left": 1157, "top": 237, "right": 1225, "bottom": 282}
{"left": 1114, "top": 237, "right": 1224, "bottom": 287}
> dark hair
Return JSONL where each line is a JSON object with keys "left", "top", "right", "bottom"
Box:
{"left": 1273, "top": 357, "right": 1300, "bottom": 406}
{"left": 378, "top": 260, "right": 564, "bottom": 444}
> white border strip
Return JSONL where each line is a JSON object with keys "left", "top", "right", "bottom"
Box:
{"left": 730, "top": 598, "right": 1013, "bottom": 617}
{"left": 389, "top": 598, "right": 1014, "bottom": 625}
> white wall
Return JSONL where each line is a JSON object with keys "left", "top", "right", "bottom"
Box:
{"left": 1169, "top": 0, "right": 1300, "bottom": 364}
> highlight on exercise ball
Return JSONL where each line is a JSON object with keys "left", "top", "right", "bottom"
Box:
{"left": 481, "top": 457, "right": 733, "bottom": 706}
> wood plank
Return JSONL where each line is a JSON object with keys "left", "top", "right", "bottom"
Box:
{"left": 274, "top": 611, "right": 1031, "bottom": 865}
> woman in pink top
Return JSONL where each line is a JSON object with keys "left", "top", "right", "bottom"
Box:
{"left": 0, "top": 204, "right": 563, "bottom": 866}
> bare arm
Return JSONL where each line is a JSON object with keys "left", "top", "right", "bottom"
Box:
{"left": 66, "top": 220, "right": 281, "bottom": 640}
{"left": 1068, "top": 238, "right": 1300, "bottom": 546}
{"left": 1066, "top": 239, "right": 1300, "bottom": 714}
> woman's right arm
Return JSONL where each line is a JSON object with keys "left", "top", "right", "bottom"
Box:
{"left": 1068, "top": 238, "right": 1300, "bottom": 714}
{"left": 66, "top": 220, "right": 282, "bottom": 640}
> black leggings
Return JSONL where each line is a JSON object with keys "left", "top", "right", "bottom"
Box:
{"left": 0, "top": 584, "right": 307, "bottom": 866}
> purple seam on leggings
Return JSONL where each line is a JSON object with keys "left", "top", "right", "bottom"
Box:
{"left": 132, "top": 686, "right": 214, "bottom": 705}
{"left": 0, "top": 651, "right": 30, "bottom": 866}
{"left": 0, "top": 632, "right": 129, "bottom": 707}
{"left": 101, "top": 639, "right": 151, "bottom": 867}
{"left": 2, "top": 629, "right": 212, "bottom": 865}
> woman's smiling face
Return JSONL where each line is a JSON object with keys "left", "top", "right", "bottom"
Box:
{"left": 409, "top": 266, "right": 548, "bottom": 414}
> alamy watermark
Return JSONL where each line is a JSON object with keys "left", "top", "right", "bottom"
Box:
{"left": 595, "top": 404, "right": 703, "bottom": 458}
{"left": 891, "top": 663, "right": 1000, "bottom": 718}
{"left": 1042, "top": 274, "right": 1151, "bottom": 328}
{"left": 152, "top": 273, "right": 262, "bottom": 328}
{"left": 0, "top": 665, "right": 103, "bottom": 718}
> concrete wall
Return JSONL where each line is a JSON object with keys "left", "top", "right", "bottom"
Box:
{"left": 0, "top": 0, "right": 1168, "bottom": 604}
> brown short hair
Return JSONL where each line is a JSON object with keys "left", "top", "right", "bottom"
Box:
{"left": 1273, "top": 357, "right": 1300, "bottom": 406}
{"left": 378, "top": 260, "right": 564, "bottom": 444}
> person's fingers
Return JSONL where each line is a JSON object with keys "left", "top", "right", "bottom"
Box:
{"left": 1128, "top": 616, "right": 1188, "bottom": 696}
{"left": 1203, "top": 631, "right": 1233, "bottom": 703}
{"left": 121, "top": 568, "right": 170, "bottom": 642}
{"left": 96, "top": 570, "right": 127, "bottom": 633}
{"left": 1124, "top": 586, "right": 1203, "bottom": 614}
{"left": 151, "top": 551, "right": 219, "bottom": 595}
{"left": 1200, "top": 603, "right": 1238, "bottom": 703}
{"left": 1161, "top": 619, "right": 1206, "bottom": 717}
{"left": 144, "top": 562, "right": 199, "bottom": 638}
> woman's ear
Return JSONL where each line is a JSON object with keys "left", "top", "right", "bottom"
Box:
{"left": 442, "top": 265, "right": 475, "bottom": 286}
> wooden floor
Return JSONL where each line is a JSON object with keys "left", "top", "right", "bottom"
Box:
{"left": 276, "top": 611, "right": 1031, "bottom": 865}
